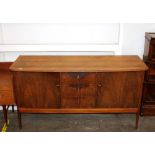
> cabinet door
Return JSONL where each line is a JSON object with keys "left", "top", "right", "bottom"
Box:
{"left": 13, "top": 72, "right": 60, "bottom": 108}
{"left": 96, "top": 72, "right": 144, "bottom": 108}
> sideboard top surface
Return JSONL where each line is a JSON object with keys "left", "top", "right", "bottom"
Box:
{"left": 10, "top": 55, "right": 148, "bottom": 72}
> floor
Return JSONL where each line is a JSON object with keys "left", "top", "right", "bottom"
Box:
{"left": 1, "top": 111, "right": 155, "bottom": 132}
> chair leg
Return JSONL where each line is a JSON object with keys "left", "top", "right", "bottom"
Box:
{"left": 17, "top": 109, "right": 22, "bottom": 129}
{"left": 135, "top": 113, "right": 139, "bottom": 129}
{"left": 12, "top": 105, "right": 14, "bottom": 112}
{"left": 2, "top": 105, "right": 8, "bottom": 125}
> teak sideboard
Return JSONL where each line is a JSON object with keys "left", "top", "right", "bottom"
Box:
{"left": 10, "top": 56, "right": 148, "bottom": 129}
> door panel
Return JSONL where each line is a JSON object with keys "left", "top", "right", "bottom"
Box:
{"left": 13, "top": 72, "right": 60, "bottom": 108}
{"left": 97, "top": 73, "right": 120, "bottom": 108}
{"left": 96, "top": 72, "right": 144, "bottom": 108}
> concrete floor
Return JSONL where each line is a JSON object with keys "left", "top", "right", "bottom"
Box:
{"left": 1, "top": 111, "right": 155, "bottom": 131}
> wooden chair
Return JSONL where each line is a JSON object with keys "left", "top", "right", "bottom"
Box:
{"left": 0, "top": 62, "right": 15, "bottom": 125}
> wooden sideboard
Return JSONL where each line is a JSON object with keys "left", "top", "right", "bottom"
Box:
{"left": 0, "top": 62, "right": 15, "bottom": 125}
{"left": 10, "top": 56, "right": 148, "bottom": 129}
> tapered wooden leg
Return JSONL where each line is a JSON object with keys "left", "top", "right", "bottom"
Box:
{"left": 12, "top": 105, "right": 14, "bottom": 112}
{"left": 17, "top": 109, "right": 22, "bottom": 129}
{"left": 135, "top": 113, "right": 139, "bottom": 129}
{"left": 2, "top": 105, "right": 8, "bottom": 125}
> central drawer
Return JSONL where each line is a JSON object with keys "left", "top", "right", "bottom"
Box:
{"left": 60, "top": 72, "right": 96, "bottom": 85}
{"left": 60, "top": 72, "right": 96, "bottom": 108}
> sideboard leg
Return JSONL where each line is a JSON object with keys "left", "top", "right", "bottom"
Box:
{"left": 135, "top": 113, "right": 139, "bottom": 129}
{"left": 12, "top": 105, "right": 14, "bottom": 112}
{"left": 2, "top": 105, "right": 8, "bottom": 125}
{"left": 17, "top": 110, "right": 22, "bottom": 129}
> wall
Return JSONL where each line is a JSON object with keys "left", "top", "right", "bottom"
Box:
{"left": 0, "top": 23, "right": 155, "bottom": 61}
{"left": 121, "top": 23, "right": 155, "bottom": 57}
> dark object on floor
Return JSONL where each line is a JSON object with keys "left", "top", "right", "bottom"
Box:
{"left": 142, "top": 32, "right": 155, "bottom": 115}
{"left": 0, "top": 62, "right": 16, "bottom": 125}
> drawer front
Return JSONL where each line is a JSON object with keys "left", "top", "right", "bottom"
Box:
{"left": 0, "top": 90, "right": 15, "bottom": 105}
{"left": 61, "top": 72, "right": 96, "bottom": 85}
{"left": 80, "top": 84, "right": 96, "bottom": 108}
{"left": 61, "top": 73, "right": 78, "bottom": 84}
{"left": 61, "top": 85, "right": 79, "bottom": 108}
{"left": 79, "top": 73, "right": 96, "bottom": 84}
{"left": 61, "top": 84, "right": 96, "bottom": 108}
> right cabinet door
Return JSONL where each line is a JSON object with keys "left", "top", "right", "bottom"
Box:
{"left": 96, "top": 72, "right": 144, "bottom": 108}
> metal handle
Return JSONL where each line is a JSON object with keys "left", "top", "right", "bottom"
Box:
{"left": 97, "top": 84, "right": 102, "bottom": 87}
{"left": 69, "top": 84, "right": 78, "bottom": 88}
{"left": 79, "top": 83, "right": 88, "bottom": 89}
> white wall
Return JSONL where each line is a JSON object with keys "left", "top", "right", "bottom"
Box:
{"left": 121, "top": 23, "right": 155, "bottom": 56}
{"left": 0, "top": 23, "right": 120, "bottom": 61}
{"left": 1, "top": 23, "right": 119, "bottom": 45}
{"left": 0, "top": 23, "right": 155, "bottom": 61}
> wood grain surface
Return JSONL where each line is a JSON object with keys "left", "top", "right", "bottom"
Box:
{"left": 10, "top": 55, "right": 148, "bottom": 72}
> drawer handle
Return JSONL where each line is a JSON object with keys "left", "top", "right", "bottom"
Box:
{"left": 79, "top": 84, "right": 88, "bottom": 89}
{"left": 69, "top": 84, "right": 78, "bottom": 88}
{"left": 68, "top": 73, "right": 78, "bottom": 78}
{"left": 67, "top": 73, "right": 88, "bottom": 79}
{"left": 69, "top": 84, "right": 88, "bottom": 89}
{"left": 97, "top": 84, "right": 102, "bottom": 87}
{"left": 56, "top": 84, "right": 60, "bottom": 87}
{"left": 78, "top": 73, "right": 88, "bottom": 78}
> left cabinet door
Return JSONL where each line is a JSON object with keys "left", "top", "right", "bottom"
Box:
{"left": 13, "top": 72, "right": 60, "bottom": 108}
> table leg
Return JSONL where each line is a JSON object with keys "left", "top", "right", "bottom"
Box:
{"left": 2, "top": 105, "right": 8, "bottom": 125}
{"left": 17, "top": 109, "right": 22, "bottom": 129}
{"left": 135, "top": 113, "right": 139, "bottom": 129}
{"left": 12, "top": 105, "right": 14, "bottom": 112}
